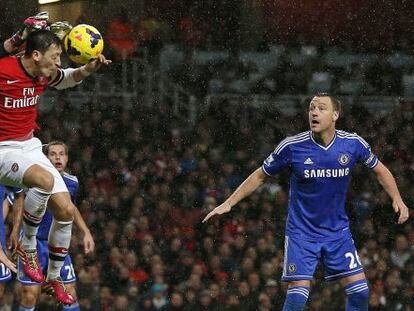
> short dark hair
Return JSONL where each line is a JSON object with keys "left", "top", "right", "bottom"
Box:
{"left": 25, "top": 29, "right": 62, "bottom": 56}
{"left": 44, "top": 140, "right": 68, "bottom": 155}
{"left": 315, "top": 92, "right": 342, "bottom": 114}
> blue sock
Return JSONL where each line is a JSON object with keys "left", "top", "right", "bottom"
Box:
{"left": 282, "top": 286, "right": 310, "bottom": 311}
{"left": 63, "top": 302, "right": 80, "bottom": 311}
{"left": 344, "top": 279, "right": 369, "bottom": 311}
{"left": 19, "top": 306, "right": 35, "bottom": 311}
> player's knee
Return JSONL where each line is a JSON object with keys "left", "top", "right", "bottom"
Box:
{"left": 34, "top": 170, "right": 54, "bottom": 192}
{"left": 24, "top": 165, "right": 54, "bottom": 192}
{"left": 54, "top": 200, "right": 75, "bottom": 221}
{"left": 21, "top": 286, "right": 39, "bottom": 307}
{"left": 39, "top": 171, "right": 54, "bottom": 193}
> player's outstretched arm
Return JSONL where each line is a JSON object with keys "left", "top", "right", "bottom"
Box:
{"left": 202, "top": 167, "right": 267, "bottom": 223}
{"left": 73, "top": 206, "right": 95, "bottom": 255}
{"left": 50, "top": 54, "right": 112, "bottom": 90}
{"left": 373, "top": 160, "right": 410, "bottom": 224}
{"left": 9, "top": 192, "right": 24, "bottom": 252}
{"left": 72, "top": 54, "right": 112, "bottom": 82}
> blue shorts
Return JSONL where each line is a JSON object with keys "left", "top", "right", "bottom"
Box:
{"left": 0, "top": 231, "right": 11, "bottom": 283}
{"left": 0, "top": 262, "right": 12, "bottom": 283}
{"left": 17, "top": 239, "right": 76, "bottom": 285}
{"left": 282, "top": 234, "right": 364, "bottom": 282}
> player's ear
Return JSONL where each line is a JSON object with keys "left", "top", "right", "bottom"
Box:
{"left": 32, "top": 50, "right": 42, "bottom": 62}
{"left": 332, "top": 111, "right": 339, "bottom": 122}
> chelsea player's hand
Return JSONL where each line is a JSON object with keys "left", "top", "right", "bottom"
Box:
{"left": 202, "top": 201, "right": 232, "bottom": 223}
{"left": 393, "top": 197, "right": 410, "bottom": 224}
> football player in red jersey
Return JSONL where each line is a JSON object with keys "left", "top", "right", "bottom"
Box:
{"left": 0, "top": 18, "right": 110, "bottom": 306}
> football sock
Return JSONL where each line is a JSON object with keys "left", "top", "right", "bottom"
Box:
{"left": 21, "top": 188, "right": 50, "bottom": 250}
{"left": 282, "top": 286, "right": 310, "bottom": 311}
{"left": 47, "top": 219, "right": 72, "bottom": 280}
{"left": 345, "top": 279, "right": 369, "bottom": 311}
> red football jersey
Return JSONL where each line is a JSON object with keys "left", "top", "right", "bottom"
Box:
{"left": 0, "top": 56, "right": 63, "bottom": 141}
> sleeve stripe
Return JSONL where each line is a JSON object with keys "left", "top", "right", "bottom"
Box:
{"left": 275, "top": 137, "right": 310, "bottom": 155}
{"left": 63, "top": 172, "right": 78, "bottom": 182}
{"left": 337, "top": 134, "right": 369, "bottom": 149}
{"left": 261, "top": 165, "right": 273, "bottom": 176}
{"left": 49, "top": 68, "right": 64, "bottom": 86}
{"left": 337, "top": 131, "right": 369, "bottom": 148}
{"left": 367, "top": 157, "right": 378, "bottom": 169}
{"left": 274, "top": 132, "right": 310, "bottom": 155}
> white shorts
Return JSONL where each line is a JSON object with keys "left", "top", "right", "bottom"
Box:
{"left": 0, "top": 137, "right": 68, "bottom": 194}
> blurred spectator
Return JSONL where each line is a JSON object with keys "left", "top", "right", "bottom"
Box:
{"left": 177, "top": 8, "right": 205, "bottom": 48}
{"left": 112, "top": 294, "right": 132, "bottom": 311}
{"left": 106, "top": 7, "right": 138, "bottom": 61}
{"left": 390, "top": 234, "right": 411, "bottom": 269}
{"left": 161, "top": 292, "right": 184, "bottom": 311}
{"left": 151, "top": 283, "right": 168, "bottom": 309}
{"left": 138, "top": 7, "right": 170, "bottom": 60}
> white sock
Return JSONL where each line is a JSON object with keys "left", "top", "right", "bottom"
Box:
{"left": 47, "top": 219, "right": 72, "bottom": 280}
{"left": 21, "top": 188, "right": 50, "bottom": 250}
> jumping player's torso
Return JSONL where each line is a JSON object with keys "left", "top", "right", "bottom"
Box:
{"left": 262, "top": 130, "right": 378, "bottom": 241}
{"left": 0, "top": 56, "right": 49, "bottom": 141}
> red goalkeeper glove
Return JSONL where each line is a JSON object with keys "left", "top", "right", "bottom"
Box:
{"left": 9, "top": 11, "right": 49, "bottom": 48}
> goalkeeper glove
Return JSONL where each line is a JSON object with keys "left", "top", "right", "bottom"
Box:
{"left": 9, "top": 11, "right": 49, "bottom": 48}
{"left": 48, "top": 21, "right": 73, "bottom": 40}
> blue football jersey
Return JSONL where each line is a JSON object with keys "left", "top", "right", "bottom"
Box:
{"left": 0, "top": 185, "right": 13, "bottom": 282}
{"left": 37, "top": 172, "right": 78, "bottom": 240}
{"left": 0, "top": 185, "right": 6, "bottom": 249}
{"left": 262, "top": 130, "right": 378, "bottom": 241}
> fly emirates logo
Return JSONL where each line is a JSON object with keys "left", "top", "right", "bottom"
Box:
{"left": 304, "top": 168, "right": 350, "bottom": 178}
{"left": 4, "top": 87, "right": 40, "bottom": 109}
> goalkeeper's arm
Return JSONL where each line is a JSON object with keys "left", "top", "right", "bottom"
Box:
{"left": 0, "top": 39, "right": 15, "bottom": 57}
{"left": 0, "top": 11, "right": 49, "bottom": 57}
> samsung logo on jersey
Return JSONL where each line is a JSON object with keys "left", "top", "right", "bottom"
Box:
{"left": 304, "top": 168, "right": 350, "bottom": 178}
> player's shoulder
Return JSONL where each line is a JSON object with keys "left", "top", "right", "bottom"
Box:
{"left": 0, "top": 55, "right": 17, "bottom": 66}
{"left": 336, "top": 130, "right": 370, "bottom": 148}
{"left": 274, "top": 131, "right": 311, "bottom": 154}
{"left": 280, "top": 131, "right": 311, "bottom": 145}
{"left": 0, "top": 56, "right": 18, "bottom": 72}
{"left": 0, "top": 55, "right": 15, "bottom": 62}
{"left": 63, "top": 172, "right": 79, "bottom": 184}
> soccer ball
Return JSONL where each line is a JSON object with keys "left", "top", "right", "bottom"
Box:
{"left": 63, "top": 24, "right": 104, "bottom": 64}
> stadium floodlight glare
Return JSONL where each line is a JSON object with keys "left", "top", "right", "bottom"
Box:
{"left": 38, "top": 0, "right": 61, "bottom": 4}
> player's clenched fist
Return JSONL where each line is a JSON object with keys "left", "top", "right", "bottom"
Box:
{"left": 393, "top": 198, "right": 409, "bottom": 224}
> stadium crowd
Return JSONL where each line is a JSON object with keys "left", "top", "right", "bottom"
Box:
{"left": 0, "top": 4, "right": 413, "bottom": 310}
{"left": 0, "top": 94, "right": 409, "bottom": 311}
